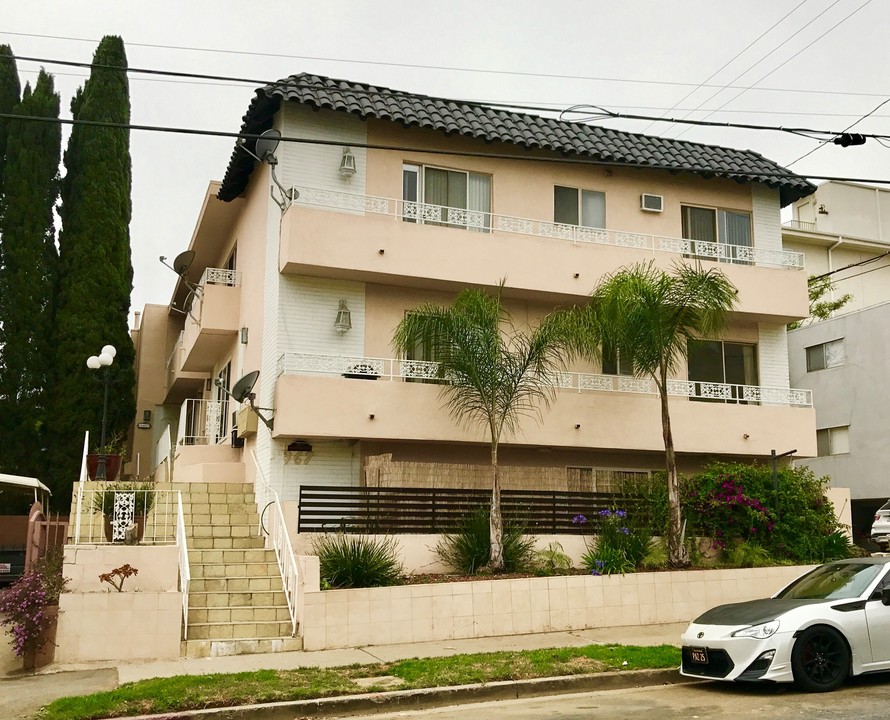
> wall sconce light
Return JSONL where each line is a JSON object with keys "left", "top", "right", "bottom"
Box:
{"left": 240, "top": 327, "right": 249, "bottom": 344}
{"left": 339, "top": 147, "right": 357, "bottom": 178}
{"left": 284, "top": 439, "right": 313, "bottom": 465}
{"left": 818, "top": 204, "right": 828, "bottom": 215}
{"left": 334, "top": 299, "right": 352, "bottom": 334}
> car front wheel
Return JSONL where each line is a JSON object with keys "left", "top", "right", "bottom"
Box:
{"left": 791, "top": 626, "right": 850, "bottom": 692}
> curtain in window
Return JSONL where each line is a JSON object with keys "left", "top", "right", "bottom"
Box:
{"left": 468, "top": 173, "right": 491, "bottom": 231}
{"left": 824, "top": 339, "right": 845, "bottom": 368}
{"left": 580, "top": 190, "right": 606, "bottom": 229}
{"left": 682, "top": 207, "right": 717, "bottom": 243}
{"left": 721, "top": 211, "right": 752, "bottom": 247}
{"left": 554, "top": 186, "right": 578, "bottom": 224}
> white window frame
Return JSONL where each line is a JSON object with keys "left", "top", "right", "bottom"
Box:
{"left": 806, "top": 339, "right": 845, "bottom": 372}
{"left": 402, "top": 163, "right": 491, "bottom": 232}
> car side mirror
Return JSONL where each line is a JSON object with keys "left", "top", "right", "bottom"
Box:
{"left": 883, "top": 588, "right": 890, "bottom": 606}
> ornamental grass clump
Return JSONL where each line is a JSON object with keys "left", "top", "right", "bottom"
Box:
{"left": 579, "top": 508, "right": 651, "bottom": 576}
{"left": 435, "top": 506, "right": 535, "bottom": 574}
{"left": 313, "top": 534, "right": 403, "bottom": 589}
{"left": 0, "top": 549, "right": 68, "bottom": 658}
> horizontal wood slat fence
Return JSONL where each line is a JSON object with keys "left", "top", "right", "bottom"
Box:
{"left": 297, "top": 485, "right": 655, "bottom": 534}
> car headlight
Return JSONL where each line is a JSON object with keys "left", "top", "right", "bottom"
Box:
{"left": 731, "top": 619, "right": 780, "bottom": 639}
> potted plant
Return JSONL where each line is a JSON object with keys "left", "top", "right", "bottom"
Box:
{"left": 92, "top": 482, "right": 156, "bottom": 543}
{"left": 86, "top": 433, "right": 126, "bottom": 482}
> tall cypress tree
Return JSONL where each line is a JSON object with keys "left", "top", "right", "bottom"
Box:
{"left": 0, "top": 70, "right": 61, "bottom": 479}
{"left": 48, "top": 36, "right": 135, "bottom": 503}
{"left": 0, "top": 44, "right": 21, "bottom": 193}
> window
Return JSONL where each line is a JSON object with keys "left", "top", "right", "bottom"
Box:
{"left": 402, "top": 311, "right": 443, "bottom": 384}
{"left": 566, "top": 467, "right": 650, "bottom": 493}
{"left": 816, "top": 426, "right": 850, "bottom": 456}
{"left": 806, "top": 339, "right": 845, "bottom": 372}
{"left": 402, "top": 164, "right": 491, "bottom": 231}
{"left": 681, "top": 205, "right": 752, "bottom": 261}
{"left": 554, "top": 186, "right": 605, "bottom": 228}
{"left": 602, "top": 342, "right": 633, "bottom": 376}
{"left": 687, "top": 339, "right": 758, "bottom": 402}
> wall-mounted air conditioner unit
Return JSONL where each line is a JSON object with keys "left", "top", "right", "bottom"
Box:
{"left": 641, "top": 194, "right": 664, "bottom": 213}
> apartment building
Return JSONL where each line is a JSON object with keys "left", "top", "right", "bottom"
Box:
{"left": 130, "top": 73, "right": 818, "bottom": 506}
{"left": 785, "top": 181, "right": 890, "bottom": 541}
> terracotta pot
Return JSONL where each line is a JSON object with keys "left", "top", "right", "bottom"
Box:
{"left": 86, "top": 454, "right": 122, "bottom": 482}
{"left": 103, "top": 515, "right": 146, "bottom": 543}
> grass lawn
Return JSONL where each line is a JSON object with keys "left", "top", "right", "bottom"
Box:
{"left": 39, "top": 644, "right": 680, "bottom": 720}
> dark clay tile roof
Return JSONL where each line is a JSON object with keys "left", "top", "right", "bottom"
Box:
{"left": 218, "top": 74, "right": 815, "bottom": 206}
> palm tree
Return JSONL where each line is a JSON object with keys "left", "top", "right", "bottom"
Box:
{"left": 570, "top": 261, "right": 737, "bottom": 566}
{"left": 393, "top": 285, "right": 568, "bottom": 572}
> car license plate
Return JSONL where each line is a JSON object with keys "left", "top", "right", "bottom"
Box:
{"left": 690, "top": 647, "right": 708, "bottom": 664}
{"left": 0, "top": 563, "right": 10, "bottom": 574}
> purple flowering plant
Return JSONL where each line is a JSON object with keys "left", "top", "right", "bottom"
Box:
{"left": 686, "top": 472, "right": 775, "bottom": 551}
{"left": 574, "top": 506, "right": 651, "bottom": 576}
{"left": 0, "top": 550, "right": 68, "bottom": 658}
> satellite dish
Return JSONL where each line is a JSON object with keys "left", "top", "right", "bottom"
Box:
{"left": 254, "top": 129, "right": 281, "bottom": 163}
{"left": 230, "top": 370, "right": 260, "bottom": 404}
{"left": 173, "top": 250, "right": 195, "bottom": 276}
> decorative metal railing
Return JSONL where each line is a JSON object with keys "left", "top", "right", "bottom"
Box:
{"left": 176, "top": 491, "right": 190, "bottom": 640}
{"left": 176, "top": 398, "right": 227, "bottom": 446}
{"left": 277, "top": 352, "right": 813, "bottom": 407}
{"left": 199, "top": 267, "right": 241, "bottom": 287}
{"left": 289, "top": 185, "right": 805, "bottom": 270}
{"left": 251, "top": 450, "right": 299, "bottom": 636}
{"left": 70, "top": 488, "right": 180, "bottom": 545}
{"left": 782, "top": 219, "right": 817, "bottom": 232}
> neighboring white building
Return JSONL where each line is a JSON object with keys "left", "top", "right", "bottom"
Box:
{"left": 785, "top": 181, "right": 890, "bottom": 542}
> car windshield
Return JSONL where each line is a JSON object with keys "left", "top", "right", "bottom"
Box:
{"left": 880, "top": 500, "right": 890, "bottom": 512}
{"left": 776, "top": 563, "right": 884, "bottom": 600}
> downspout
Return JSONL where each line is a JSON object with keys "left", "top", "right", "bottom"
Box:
{"left": 876, "top": 188, "right": 883, "bottom": 244}
{"left": 827, "top": 236, "right": 843, "bottom": 304}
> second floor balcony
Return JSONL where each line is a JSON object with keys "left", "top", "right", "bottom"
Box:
{"left": 181, "top": 268, "right": 242, "bottom": 372}
{"left": 272, "top": 352, "right": 816, "bottom": 457}
{"left": 280, "top": 186, "right": 808, "bottom": 323}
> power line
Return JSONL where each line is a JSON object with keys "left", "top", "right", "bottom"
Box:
{"left": 811, "top": 249, "right": 890, "bottom": 280}
{"left": 652, "top": 0, "right": 818, "bottom": 135}
{"left": 672, "top": 0, "right": 872, "bottom": 139}
{"left": 8, "top": 52, "right": 890, "bottom": 144}
{"left": 3, "top": 28, "right": 890, "bottom": 101}
{"left": 3, "top": 111, "right": 890, "bottom": 187}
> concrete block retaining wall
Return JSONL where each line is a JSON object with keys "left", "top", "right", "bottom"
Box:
{"left": 300, "top": 564, "right": 813, "bottom": 651}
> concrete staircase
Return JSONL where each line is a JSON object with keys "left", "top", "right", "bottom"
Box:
{"left": 164, "top": 481, "right": 301, "bottom": 658}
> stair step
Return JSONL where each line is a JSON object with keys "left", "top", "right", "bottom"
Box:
{"left": 160, "top": 482, "right": 255, "bottom": 494}
{"left": 189, "top": 606, "right": 292, "bottom": 623}
{"left": 181, "top": 504, "right": 256, "bottom": 515}
{"left": 183, "top": 513, "right": 258, "bottom": 526}
{"left": 187, "top": 525, "right": 255, "bottom": 539}
{"left": 189, "top": 562, "right": 280, "bottom": 578}
{"left": 181, "top": 636, "right": 302, "bottom": 658}
{"left": 187, "top": 620, "right": 293, "bottom": 640}
{"left": 189, "top": 590, "right": 287, "bottom": 608}
{"left": 189, "top": 576, "right": 283, "bottom": 592}
{"left": 189, "top": 549, "right": 276, "bottom": 564}
{"left": 188, "top": 537, "right": 266, "bottom": 550}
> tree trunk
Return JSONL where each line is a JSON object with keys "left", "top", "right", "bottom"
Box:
{"left": 658, "top": 373, "right": 689, "bottom": 567}
{"left": 489, "top": 444, "right": 505, "bottom": 572}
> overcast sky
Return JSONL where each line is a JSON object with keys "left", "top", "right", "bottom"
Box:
{"left": 3, "top": 0, "right": 888, "bottom": 317}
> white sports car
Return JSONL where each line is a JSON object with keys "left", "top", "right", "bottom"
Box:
{"left": 680, "top": 557, "right": 890, "bottom": 692}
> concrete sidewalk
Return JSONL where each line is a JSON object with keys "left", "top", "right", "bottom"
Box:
{"left": 2, "top": 623, "right": 686, "bottom": 718}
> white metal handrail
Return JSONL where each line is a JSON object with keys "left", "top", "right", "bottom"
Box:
{"left": 250, "top": 450, "right": 299, "bottom": 636}
{"left": 277, "top": 351, "right": 813, "bottom": 407}
{"left": 290, "top": 184, "right": 805, "bottom": 270}
{"left": 73, "top": 431, "right": 90, "bottom": 544}
{"left": 176, "top": 491, "right": 190, "bottom": 640}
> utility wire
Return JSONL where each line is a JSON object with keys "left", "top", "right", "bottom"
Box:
{"left": 3, "top": 111, "right": 890, "bottom": 186}
{"left": 785, "top": 96, "right": 890, "bottom": 167}
{"left": 810, "top": 249, "right": 890, "bottom": 280}
{"left": 652, "top": 0, "right": 817, "bottom": 135}
{"left": 7, "top": 53, "right": 890, "bottom": 143}
{"left": 3, "top": 28, "right": 890, "bottom": 100}
{"left": 672, "top": 0, "right": 872, "bottom": 139}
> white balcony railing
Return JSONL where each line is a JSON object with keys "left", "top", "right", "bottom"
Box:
{"left": 176, "top": 398, "right": 228, "bottom": 446}
{"left": 277, "top": 352, "right": 813, "bottom": 407}
{"left": 782, "top": 219, "right": 817, "bottom": 232}
{"left": 289, "top": 185, "right": 805, "bottom": 270}
{"left": 199, "top": 267, "right": 241, "bottom": 287}
{"left": 71, "top": 488, "right": 181, "bottom": 545}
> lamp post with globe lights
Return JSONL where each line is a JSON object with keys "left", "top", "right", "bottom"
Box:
{"left": 86, "top": 345, "right": 117, "bottom": 480}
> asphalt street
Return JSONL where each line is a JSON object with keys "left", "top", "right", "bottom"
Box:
{"left": 348, "top": 674, "right": 890, "bottom": 720}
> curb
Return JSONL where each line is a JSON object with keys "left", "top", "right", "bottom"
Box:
{"left": 116, "top": 668, "right": 697, "bottom": 720}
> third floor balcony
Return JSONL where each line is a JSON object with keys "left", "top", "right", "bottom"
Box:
{"left": 279, "top": 186, "right": 808, "bottom": 323}
{"left": 181, "top": 268, "right": 242, "bottom": 371}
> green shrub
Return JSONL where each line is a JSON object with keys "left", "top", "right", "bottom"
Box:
{"left": 724, "top": 540, "right": 773, "bottom": 568}
{"left": 580, "top": 508, "right": 651, "bottom": 576}
{"left": 312, "top": 534, "right": 403, "bottom": 589}
{"left": 436, "top": 506, "right": 535, "bottom": 574}
{"left": 813, "top": 530, "right": 857, "bottom": 562}
{"left": 641, "top": 538, "right": 668, "bottom": 569}
{"left": 532, "top": 542, "right": 573, "bottom": 576}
